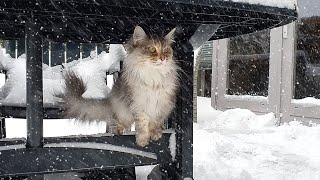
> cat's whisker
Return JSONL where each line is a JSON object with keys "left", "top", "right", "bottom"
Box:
{"left": 174, "top": 60, "right": 189, "bottom": 62}
{"left": 175, "top": 66, "right": 193, "bottom": 81}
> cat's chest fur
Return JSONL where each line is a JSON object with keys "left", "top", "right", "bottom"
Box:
{"left": 127, "top": 65, "right": 178, "bottom": 119}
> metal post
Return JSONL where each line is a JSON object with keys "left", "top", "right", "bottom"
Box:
{"left": 161, "top": 37, "right": 194, "bottom": 180}
{"left": 0, "top": 118, "right": 5, "bottom": 138}
{"left": 25, "top": 18, "right": 44, "bottom": 149}
{"left": 177, "top": 38, "right": 194, "bottom": 180}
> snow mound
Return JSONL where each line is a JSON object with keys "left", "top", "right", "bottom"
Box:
{"left": 196, "top": 97, "right": 276, "bottom": 131}
{"left": 196, "top": 97, "right": 222, "bottom": 128}
{"left": 214, "top": 108, "right": 277, "bottom": 130}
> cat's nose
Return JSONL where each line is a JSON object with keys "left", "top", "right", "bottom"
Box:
{"left": 160, "top": 55, "right": 165, "bottom": 61}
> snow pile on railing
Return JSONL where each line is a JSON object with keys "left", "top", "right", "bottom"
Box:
{"left": 292, "top": 97, "right": 320, "bottom": 107}
{"left": 0, "top": 45, "right": 125, "bottom": 106}
{"left": 225, "top": 94, "right": 268, "bottom": 102}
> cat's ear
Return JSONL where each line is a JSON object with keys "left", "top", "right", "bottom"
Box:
{"left": 165, "top": 28, "right": 176, "bottom": 43}
{"left": 133, "top": 26, "right": 147, "bottom": 45}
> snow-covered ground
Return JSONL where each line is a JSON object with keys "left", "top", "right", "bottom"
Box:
{"left": 195, "top": 97, "right": 320, "bottom": 180}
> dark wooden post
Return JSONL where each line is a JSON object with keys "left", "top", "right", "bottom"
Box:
{"left": 160, "top": 36, "right": 194, "bottom": 180}
{"left": 176, "top": 38, "right": 194, "bottom": 180}
{"left": 26, "top": 16, "right": 44, "bottom": 149}
{"left": 25, "top": 14, "right": 44, "bottom": 180}
{"left": 0, "top": 118, "right": 5, "bottom": 138}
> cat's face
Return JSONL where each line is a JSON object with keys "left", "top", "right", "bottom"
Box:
{"left": 139, "top": 39, "right": 173, "bottom": 65}
{"left": 127, "top": 26, "right": 176, "bottom": 66}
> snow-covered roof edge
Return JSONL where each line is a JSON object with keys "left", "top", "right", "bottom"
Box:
{"left": 229, "top": 0, "right": 297, "bottom": 9}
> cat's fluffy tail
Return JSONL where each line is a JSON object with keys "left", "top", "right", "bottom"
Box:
{"left": 61, "top": 71, "right": 113, "bottom": 122}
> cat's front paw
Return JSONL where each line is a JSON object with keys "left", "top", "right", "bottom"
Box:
{"left": 112, "top": 124, "right": 126, "bottom": 135}
{"left": 150, "top": 129, "right": 162, "bottom": 141}
{"left": 149, "top": 121, "right": 163, "bottom": 142}
{"left": 136, "top": 134, "right": 150, "bottom": 147}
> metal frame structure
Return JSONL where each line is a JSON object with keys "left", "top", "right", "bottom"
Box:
{"left": 0, "top": 0, "right": 296, "bottom": 179}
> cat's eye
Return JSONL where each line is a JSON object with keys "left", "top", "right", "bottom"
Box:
{"left": 148, "top": 47, "right": 156, "bottom": 53}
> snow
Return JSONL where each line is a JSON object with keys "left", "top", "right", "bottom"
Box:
{"left": 0, "top": 144, "right": 25, "bottom": 151}
{"left": 169, "top": 130, "right": 176, "bottom": 160}
{"left": 194, "top": 47, "right": 201, "bottom": 67}
{"left": 297, "top": 0, "right": 320, "bottom": 18}
{"left": 194, "top": 97, "right": 320, "bottom": 180}
{"left": 292, "top": 97, "right": 320, "bottom": 107}
{"left": 225, "top": 94, "right": 268, "bottom": 102}
{"left": 228, "top": 0, "right": 296, "bottom": 9}
{"left": 213, "top": 108, "right": 276, "bottom": 130}
{"left": 135, "top": 165, "right": 156, "bottom": 180}
{"left": 174, "top": 0, "right": 296, "bottom": 9}
{"left": 5, "top": 119, "right": 107, "bottom": 138}
{"left": 0, "top": 45, "right": 125, "bottom": 106}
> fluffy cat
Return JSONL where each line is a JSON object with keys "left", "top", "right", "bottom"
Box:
{"left": 61, "top": 26, "right": 179, "bottom": 147}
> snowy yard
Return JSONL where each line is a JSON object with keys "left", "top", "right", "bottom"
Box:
{"left": 4, "top": 97, "right": 320, "bottom": 179}
{"left": 195, "top": 97, "right": 320, "bottom": 180}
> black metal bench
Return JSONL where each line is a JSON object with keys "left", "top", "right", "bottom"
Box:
{"left": 0, "top": 0, "right": 296, "bottom": 179}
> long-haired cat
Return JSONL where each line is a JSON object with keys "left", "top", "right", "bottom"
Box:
{"left": 61, "top": 26, "right": 179, "bottom": 147}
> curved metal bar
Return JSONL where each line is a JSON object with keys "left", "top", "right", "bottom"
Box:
{"left": 44, "top": 142, "right": 157, "bottom": 160}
